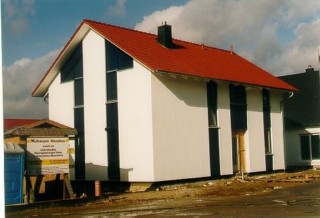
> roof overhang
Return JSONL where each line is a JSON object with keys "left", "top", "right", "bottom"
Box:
{"left": 156, "top": 69, "right": 297, "bottom": 92}
{"left": 32, "top": 22, "right": 91, "bottom": 97}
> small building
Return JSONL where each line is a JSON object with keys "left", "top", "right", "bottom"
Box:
{"left": 32, "top": 20, "right": 296, "bottom": 182}
{"left": 279, "top": 67, "right": 320, "bottom": 168}
{"left": 4, "top": 119, "right": 77, "bottom": 202}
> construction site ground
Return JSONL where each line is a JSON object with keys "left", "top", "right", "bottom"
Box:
{"left": 6, "top": 168, "right": 320, "bottom": 217}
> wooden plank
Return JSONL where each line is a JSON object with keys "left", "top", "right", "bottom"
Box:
{"left": 64, "top": 174, "right": 75, "bottom": 199}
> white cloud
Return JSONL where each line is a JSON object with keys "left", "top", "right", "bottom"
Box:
{"left": 135, "top": 0, "right": 320, "bottom": 76}
{"left": 3, "top": 49, "right": 59, "bottom": 118}
{"left": 2, "top": 0, "right": 36, "bottom": 36}
{"left": 278, "top": 18, "right": 320, "bottom": 75}
{"left": 106, "top": 0, "right": 127, "bottom": 18}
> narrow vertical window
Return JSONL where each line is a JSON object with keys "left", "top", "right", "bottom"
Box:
{"left": 263, "top": 89, "right": 272, "bottom": 154}
{"left": 106, "top": 71, "right": 117, "bottom": 101}
{"left": 106, "top": 69, "right": 120, "bottom": 180}
{"left": 207, "top": 81, "right": 220, "bottom": 177}
{"left": 207, "top": 81, "right": 217, "bottom": 127}
{"left": 229, "top": 84, "right": 247, "bottom": 130}
{"left": 60, "top": 42, "right": 85, "bottom": 180}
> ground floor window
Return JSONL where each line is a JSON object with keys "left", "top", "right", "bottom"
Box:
{"left": 300, "top": 134, "right": 320, "bottom": 160}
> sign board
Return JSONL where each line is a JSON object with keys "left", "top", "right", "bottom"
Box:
{"left": 27, "top": 138, "right": 69, "bottom": 175}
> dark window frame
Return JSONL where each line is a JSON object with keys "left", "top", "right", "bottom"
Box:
{"left": 262, "top": 89, "right": 272, "bottom": 154}
{"left": 300, "top": 134, "right": 320, "bottom": 160}
{"left": 207, "top": 81, "right": 218, "bottom": 127}
{"left": 229, "top": 84, "right": 247, "bottom": 130}
{"left": 106, "top": 40, "right": 133, "bottom": 72}
{"left": 61, "top": 43, "right": 83, "bottom": 83}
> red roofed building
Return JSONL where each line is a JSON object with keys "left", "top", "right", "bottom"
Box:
{"left": 4, "top": 119, "right": 40, "bottom": 131}
{"left": 33, "top": 20, "right": 296, "bottom": 182}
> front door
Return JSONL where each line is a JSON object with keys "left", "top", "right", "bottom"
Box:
{"left": 232, "top": 131, "right": 246, "bottom": 173}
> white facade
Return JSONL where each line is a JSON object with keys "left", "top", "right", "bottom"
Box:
{"left": 151, "top": 74, "right": 210, "bottom": 181}
{"left": 117, "top": 62, "right": 154, "bottom": 181}
{"left": 47, "top": 30, "right": 287, "bottom": 182}
{"left": 285, "top": 127, "right": 320, "bottom": 167}
{"left": 246, "top": 88, "right": 265, "bottom": 172}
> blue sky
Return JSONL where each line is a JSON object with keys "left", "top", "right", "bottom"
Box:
{"left": 2, "top": 0, "right": 320, "bottom": 118}
{"left": 2, "top": 0, "right": 188, "bottom": 66}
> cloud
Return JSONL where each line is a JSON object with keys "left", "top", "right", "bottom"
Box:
{"left": 135, "top": 0, "right": 320, "bottom": 76}
{"left": 2, "top": 0, "right": 36, "bottom": 36}
{"left": 3, "top": 49, "right": 60, "bottom": 118}
{"left": 106, "top": 0, "right": 127, "bottom": 18}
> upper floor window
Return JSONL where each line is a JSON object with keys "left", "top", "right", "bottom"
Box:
{"left": 262, "top": 89, "right": 272, "bottom": 154}
{"left": 229, "top": 84, "right": 247, "bottom": 130}
{"left": 106, "top": 41, "right": 133, "bottom": 71}
{"left": 106, "top": 70, "right": 117, "bottom": 101}
{"left": 61, "top": 43, "right": 83, "bottom": 83}
{"left": 74, "top": 78, "right": 84, "bottom": 106}
{"left": 207, "top": 81, "right": 217, "bottom": 127}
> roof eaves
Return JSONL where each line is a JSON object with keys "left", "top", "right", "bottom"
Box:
{"left": 155, "top": 69, "right": 297, "bottom": 92}
{"left": 32, "top": 20, "right": 91, "bottom": 97}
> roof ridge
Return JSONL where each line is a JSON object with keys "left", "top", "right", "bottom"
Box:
{"left": 83, "top": 19, "right": 232, "bottom": 54}
{"left": 84, "top": 19, "right": 157, "bottom": 38}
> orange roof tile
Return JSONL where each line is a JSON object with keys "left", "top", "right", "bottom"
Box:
{"left": 33, "top": 19, "right": 296, "bottom": 96}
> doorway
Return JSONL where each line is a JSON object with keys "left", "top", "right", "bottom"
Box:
{"left": 232, "top": 131, "right": 246, "bottom": 174}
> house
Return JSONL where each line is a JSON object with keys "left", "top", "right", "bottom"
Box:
{"left": 32, "top": 19, "right": 296, "bottom": 182}
{"left": 279, "top": 67, "right": 320, "bottom": 168}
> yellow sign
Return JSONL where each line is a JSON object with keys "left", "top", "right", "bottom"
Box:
{"left": 27, "top": 137, "right": 69, "bottom": 175}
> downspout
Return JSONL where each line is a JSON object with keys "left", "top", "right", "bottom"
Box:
{"left": 281, "top": 91, "right": 294, "bottom": 172}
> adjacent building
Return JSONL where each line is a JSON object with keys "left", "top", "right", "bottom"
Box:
{"left": 280, "top": 67, "right": 320, "bottom": 168}
{"left": 33, "top": 20, "right": 296, "bottom": 182}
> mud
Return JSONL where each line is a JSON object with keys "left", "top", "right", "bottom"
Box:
{"left": 6, "top": 169, "right": 320, "bottom": 217}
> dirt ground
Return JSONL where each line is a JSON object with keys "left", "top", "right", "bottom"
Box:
{"left": 6, "top": 168, "right": 320, "bottom": 216}
{"left": 99, "top": 168, "right": 320, "bottom": 205}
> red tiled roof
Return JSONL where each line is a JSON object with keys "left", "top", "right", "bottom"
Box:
{"left": 4, "top": 119, "right": 40, "bottom": 131}
{"left": 33, "top": 19, "right": 296, "bottom": 96}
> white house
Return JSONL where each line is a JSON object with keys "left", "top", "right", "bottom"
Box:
{"left": 33, "top": 20, "right": 296, "bottom": 182}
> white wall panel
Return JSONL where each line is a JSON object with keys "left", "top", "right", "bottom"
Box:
{"left": 82, "top": 30, "right": 108, "bottom": 180}
{"left": 152, "top": 75, "right": 210, "bottom": 181}
{"left": 246, "top": 88, "right": 265, "bottom": 172}
{"left": 217, "top": 82, "right": 233, "bottom": 175}
{"left": 271, "top": 91, "right": 285, "bottom": 170}
{"left": 117, "top": 61, "right": 154, "bottom": 181}
{"left": 48, "top": 74, "right": 74, "bottom": 127}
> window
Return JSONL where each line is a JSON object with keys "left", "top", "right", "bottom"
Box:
{"left": 106, "top": 69, "right": 120, "bottom": 180}
{"left": 74, "top": 78, "right": 84, "bottom": 106}
{"left": 229, "top": 84, "right": 247, "bottom": 130}
{"left": 207, "top": 81, "right": 217, "bottom": 127}
{"left": 262, "top": 89, "right": 272, "bottom": 154}
{"left": 300, "top": 135, "right": 320, "bottom": 160}
{"left": 61, "top": 42, "right": 85, "bottom": 180}
{"left": 61, "top": 43, "right": 83, "bottom": 82}
{"left": 312, "top": 135, "right": 320, "bottom": 159}
{"left": 106, "top": 71, "right": 117, "bottom": 101}
{"left": 106, "top": 41, "right": 133, "bottom": 71}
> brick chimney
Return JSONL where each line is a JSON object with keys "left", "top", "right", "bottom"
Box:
{"left": 157, "top": 22, "right": 173, "bottom": 48}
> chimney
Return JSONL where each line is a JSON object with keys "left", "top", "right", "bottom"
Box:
{"left": 157, "top": 22, "right": 173, "bottom": 48}
{"left": 306, "top": 65, "right": 314, "bottom": 73}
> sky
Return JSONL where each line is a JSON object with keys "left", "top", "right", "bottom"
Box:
{"left": 2, "top": 0, "right": 320, "bottom": 119}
